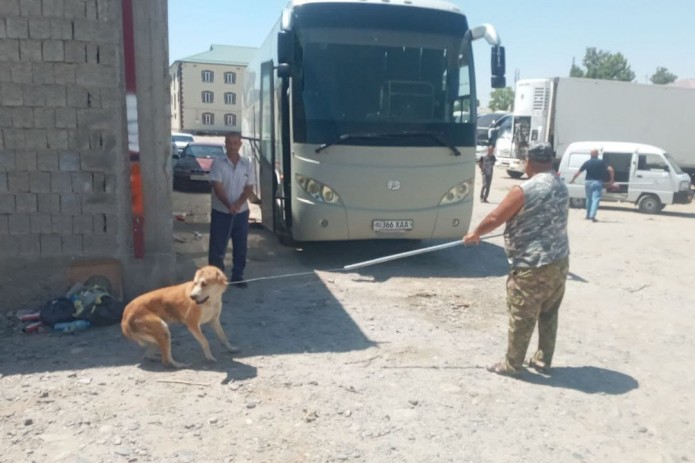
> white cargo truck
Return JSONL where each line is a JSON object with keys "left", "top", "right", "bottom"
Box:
{"left": 498, "top": 77, "right": 695, "bottom": 182}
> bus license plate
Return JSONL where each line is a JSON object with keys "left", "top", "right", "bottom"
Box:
{"left": 373, "top": 219, "right": 413, "bottom": 232}
{"left": 190, "top": 174, "right": 209, "bottom": 181}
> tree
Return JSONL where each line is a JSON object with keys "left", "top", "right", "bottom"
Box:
{"left": 568, "top": 47, "right": 635, "bottom": 81}
{"left": 650, "top": 67, "right": 677, "bottom": 85}
{"left": 489, "top": 87, "right": 514, "bottom": 111}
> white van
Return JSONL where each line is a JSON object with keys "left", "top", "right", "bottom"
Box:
{"left": 558, "top": 141, "right": 693, "bottom": 214}
{"left": 171, "top": 132, "right": 194, "bottom": 155}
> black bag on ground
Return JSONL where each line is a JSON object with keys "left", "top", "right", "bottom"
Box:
{"left": 40, "top": 297, "right": 76, "bottom": 327}
{"left": 72, "top": 285, "right": 125, "bottom": 326}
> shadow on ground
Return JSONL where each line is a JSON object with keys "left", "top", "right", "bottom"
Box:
{"left": 521, "top": 366, "right": 639, "bottom": 395}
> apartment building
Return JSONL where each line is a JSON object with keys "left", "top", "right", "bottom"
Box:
{"left": 170, "top": 44, "right": 257, "bottom": 135}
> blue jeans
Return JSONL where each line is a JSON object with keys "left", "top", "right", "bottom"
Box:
{"left": 208, "top": 209, "right": 249, "bottom": 279}
{"left": 584, "top": 180, "right": 603, "bottom": 219}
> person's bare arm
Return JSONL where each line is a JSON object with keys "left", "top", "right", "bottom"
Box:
{"left": 231, "top": 185, "right": 254, "bottom": 212}
{"left": 607, "top": 165, "right": 615, "bottom": 183}
{"left": 463, "top": 186, "right": 525, "bottom": 246}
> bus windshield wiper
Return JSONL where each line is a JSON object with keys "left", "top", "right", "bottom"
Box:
{"left": 315, "top": 131, "right": 461, "bottom": 156}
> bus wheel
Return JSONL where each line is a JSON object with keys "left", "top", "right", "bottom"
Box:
{"left": 638, "top": 194, "right": 661, "bottom": 214}
{"left": 507, "top": 170, "right": 523, "bottom": 179}
{"left": 569, "top": 198, "right": 586, "bottom": 209}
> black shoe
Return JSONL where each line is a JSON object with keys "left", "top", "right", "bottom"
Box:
{"left": 230, "top": 276, "right": 248, "bottom": 288}
{"left": 591, "top": 218, "right": 598, "bottom": 223}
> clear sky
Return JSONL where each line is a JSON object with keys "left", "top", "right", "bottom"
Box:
{"left": 168, "top": 0, "right": 695, "bottom": 106}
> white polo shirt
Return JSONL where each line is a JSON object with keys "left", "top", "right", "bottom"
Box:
{"left": 209, "top": 155, "right": 256, "bottom": 214}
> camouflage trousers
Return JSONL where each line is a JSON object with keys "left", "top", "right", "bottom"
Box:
{"left": 504, "top": 257, "right": 569, "bottom": 372}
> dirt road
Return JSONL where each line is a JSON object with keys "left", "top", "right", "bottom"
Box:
{"left": 2, "top": 171, "right": 694, "bottom": 462}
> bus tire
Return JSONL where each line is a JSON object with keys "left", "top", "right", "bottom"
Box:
{"left": 507, "top": 170, "right": 523, "bottom": 179}
{"left": 638, "top": 194, "right": 661, "bottom": 214}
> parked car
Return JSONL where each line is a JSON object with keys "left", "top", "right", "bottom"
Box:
{"left": 173, "top": 142, "right": 226, "bottom": 190}
{"left": 476, "top": 112, "right": 510, "bottom": 147}
{"left": 171, "top": 132, "right": 195, "bottom": 155}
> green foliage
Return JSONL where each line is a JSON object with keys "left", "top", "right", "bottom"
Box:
{"left": 569, "top": 47, "right": 635, "bottom": 81}
{"left": 489, "top": 87, "right": 514, "bottom": 111}
{"left": 650, "top": 67, "right": 677, "bottom": 85}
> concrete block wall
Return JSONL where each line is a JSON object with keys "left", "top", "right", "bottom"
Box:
{"left": 0, "top": 0, "right": 174, "bottom": 311}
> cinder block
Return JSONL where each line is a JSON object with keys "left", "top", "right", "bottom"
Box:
{"left": 6, "top": 18, "right": 29, "bottom": 39}
{"left": 31, "top": 213, "right": 51, "bottom": 233}
{"left": 64, "top": 0, "right": 87, "bottom": 19}
{"left": 51, "top": 171, "right": 72, "bottom": 192}
{"left": 72, "top": 213, "right": 92, "bottom": 233}
{"left": 11, "top": 107, "right": 34, "bottom": 128}
{"left": 24, "top": 129, "right": 48, "bottom": 149}
{"left": 104, "top": 174, "right": 117, "bottom": 193}
{"left": 0, "top": 194, "right": 15, "bottom": 213}
{"left": 50, "top": 19, "right": 73, "bottom": 40}
{"left": 0, "top": 40, "right": 20, "bottom": 62}
{"left": 42, "top": 0, "right": 66, "bottom": 18}
{"left": 46, "top": 129, "right": 69, "bottom": 150}
{"left": 1, "top": 82, "right": 24, "bottom": 106}
{"left": 42, "top": 40, "right": 64, "bottom": 62}
{"left": 77, "top": 108, "right": 113, "bottom": 130}
{"left": 19, "top": 39, "right": 42, "bottom": 61}
{"left": 60, "top": 192, "right": 81, "bottom": 213}
{"left": 66, "top": 84, "right": 88, "bottom": 108}
{"left": 0, "top": 62, "right": 9, "bottom": 82}
{"left": 2, "top": 128, "right": 26, "bottom": 148}
{"left": 40, "top": 234, "right": 62, "bottom": 256}
{"left": 28, "top": 18, "right": 51, "bottom": 39}
{"left": 0, "top": 214, "right": 8, "bottom": 234}
{"left": 36, "top": 150, "right": 58, "bottom": 171}
{"left": 96, "top": 44, "right": 115, "bottom": 66}
{"left": 64, "top": 41, "right": 86, "bottom": 64}
{"left": 99, "top": 214, "right": 117, "bottom": 234}
{"left": 82, "top": 191, "right": 114, "bottom": 213}
{"left": 51, "top": 213, "right": 72, "bottom": 234}
{"left": 53, "top": 63, "right": 75, "bottom": 84}
{"left": 62, "top": 234, "right": 83, "bottom": 256}
{"left": 8, "top": 171, "right": 29, "bottom": 191}
{"left": 31, "top": 62, "right": 54, "bottom": 84}
{"left": 0, "top": 173, "right": 7, "bottom": 191}
{"left": 0, "top": 108, "right": 11, "bottom": 128}
{"left": 29, "top": 171, "right": 50, "bottom": 193}
{"left": 59, "top": 150, "right": 79, "bottom": 171}
{"left": 15, "top": 193, "right": 37, "bottom": 212}
{"left": 80, "top": 150, "right": 114, "bottom": 171}
{"left": 71, "top": 171, "right": 91, "bottom": 192}
{"left": 24, "top": 84, "right": 46, "bottom": 107}
{"left": 44, "top": 84, "right": 66, "bottom": 106}
{"left": 55, "top": 107, "right": 77, "bottom": 128}
{"left": 14, "top": 150, "right": 37, "bottom": 171}
{"left": 74, "top": 20, "right": 111, "bottom": 42}
{"left": 10, "top": 62, "right": 32, "bottom": 83}
{"left": 82, "top": 233, "right": 118, "bottom": 256}
{"left": 33, "top": 107, "right": 55, "bottom": 128}
{"left": 20, "top": 0, "right": 42, "bottom": 16}
{"left": 19, "top": 234, "right": 41, "bottom": 255}
{"left": 0, "top": 0, "right": 20, "bottom": 16}
{"left": 0, "top": 20, "right": 6, "bottom": 39}
{"left": 68, "top": 128, "right": 90, "bottom": 150}
{"left": 37, "top": 193, "right": 60, "bottom": 213}
{"left": 76, "top": 65, "right": 114, "bottom": 88}
{"left": 9, "top": 213, "right": 30, "bottom": 234}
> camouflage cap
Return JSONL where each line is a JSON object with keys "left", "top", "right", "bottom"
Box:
{"left": 527, "top": 142, "right": 554, "bottom": 163}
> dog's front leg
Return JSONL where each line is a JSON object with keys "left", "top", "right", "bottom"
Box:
{"left": 187, "top": 324, "right": 216, "bottom": 362}
{"left": 210, "top": 317, "right": 240, "bottom": 353}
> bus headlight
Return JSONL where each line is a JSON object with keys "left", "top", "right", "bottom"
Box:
{"left": 296, "top": 174, "right": 343, "bottom": 204}
{"left": 439, "top": 179, "right": 473, "bottom": 205}
{"left": 679, "top": 180, "right": 691, "bottom": 191}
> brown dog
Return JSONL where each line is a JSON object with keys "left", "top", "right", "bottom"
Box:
{"left": 121, "top": 265, "right": 238, "bottom": 368}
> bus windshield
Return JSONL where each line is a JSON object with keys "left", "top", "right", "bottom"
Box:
{"left": 293, "top": 27, "right": 474, "bottom": 146}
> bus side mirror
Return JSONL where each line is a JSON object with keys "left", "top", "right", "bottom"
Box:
{"left": 491, "top": 45, "right": 506, "bottom": 88}
{"left": 278, "top": 30, "right": 294, "bottom": 65}
{"left": 277, "top": 63, "right": 291, "bottom": 78}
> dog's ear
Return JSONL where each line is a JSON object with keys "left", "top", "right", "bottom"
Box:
{"left": 215, "top": 267, "right": 227, "bottom": 285}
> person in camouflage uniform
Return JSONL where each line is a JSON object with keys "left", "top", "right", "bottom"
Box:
{"left": 463, "top": 142, "right": 569, "bottom": 376}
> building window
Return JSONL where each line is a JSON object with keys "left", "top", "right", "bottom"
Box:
{"left": 202, "top": 113, "right": 214, "bottom": 125}
{"left": 224, "top": 72, "right": 236, "bottom": 84}
{"left": 201, "top": 70, "right": 214, "bottom": 82}
{"left": 224, "top": 92, "right": 236, "bottom": 105}
{"left": 202, "top": 91, "right": 214, "bottom": 103}
{"left": 224, "top": 113, "right": 237, "bottom": 126}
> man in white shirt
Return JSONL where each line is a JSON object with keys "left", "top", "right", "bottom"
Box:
{"left": 207, "top": 132, "right": 256, "bottom": 288}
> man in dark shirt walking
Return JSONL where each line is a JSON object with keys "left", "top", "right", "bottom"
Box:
{"left": 570, "top": 149, "right": 614, "bottom": 222}
{"left": 478, "top": 145, "right": 497, "bottom": 202}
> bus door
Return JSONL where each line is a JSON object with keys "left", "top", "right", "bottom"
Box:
{"left": 259, "top": 61, "right": 276, "bottom": 231}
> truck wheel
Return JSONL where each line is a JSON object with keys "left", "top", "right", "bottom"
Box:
{"left": 638, "top": 194, "right": 661, "bottom": 214}
{"left": 569, "top": 198, "right": 586, "bottom": 208}
{"left": 507, "top": 170, "right": 523, "bottom": 179}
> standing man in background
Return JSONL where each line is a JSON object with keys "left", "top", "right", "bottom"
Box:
{"left": 464, "top": 142, "right": 570, "bottom": 376}
{"left": 478, "top": 144, "right": 497, "bottom": 203}
{"left": 208, "top": 132, "right": 256, "bottom": 288}
{"left": 570, "top": 148, "right": 615, "bottom": 222}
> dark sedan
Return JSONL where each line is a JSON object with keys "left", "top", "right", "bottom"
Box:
{"left": 173, "top": 142, "right": 226, "bottom": 191}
